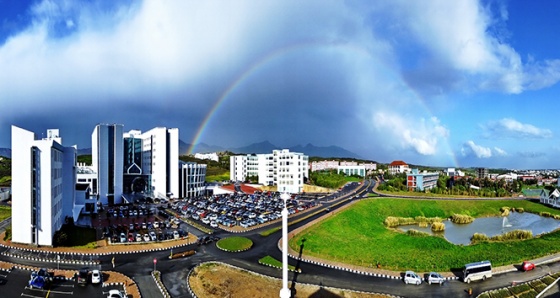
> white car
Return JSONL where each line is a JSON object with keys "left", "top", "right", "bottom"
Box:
{"left": 149, "top": 231, "right": 157, "bottom": 241}
{"left": 404, "top": 271, "right": 422, "bottom": 285}
{"left": 210, "top": 221, "right": 218, "bottom": 228}
{"left": 173, "top": 230, "right": 180, "bottom": 239}
{"left": 107, "top": 289, "right": 125, "bottom": 298}
{"left": 143, "top": 234, "right": 151, "bottom": 242}
{"left": 427, "top": 272, "right": 445, "bottom": 284}
{"left": 91, "top": 269, "right": 101, "bottom": 284}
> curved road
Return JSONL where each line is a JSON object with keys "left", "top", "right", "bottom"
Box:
{"left": 1, "top": 181, "right": 558, "bottom": 298}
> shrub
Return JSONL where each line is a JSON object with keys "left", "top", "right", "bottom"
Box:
{"left": 406, "top": 229, "right": 430, "bottom": 237}
{"left": 501, "top": 209, "right": 510, "bottom": 217}
{"left": 384, "top": 217, "right": 400, "bottom": 228}
{"left": 3, "top": 227, "right": 11, "bottom": 241}
{"left": 431, "top": 222, "right": 445, "bottom": 232}
{"left": 540, "top": 212, "right": 551, "bottom": 218}
{"left": 554, "top": 214, "right": 560, "bottom": 220}
{"left": 517, "top": 290, "right": 538, "bottom": 298}
{"left": 529, "top": 280, "right": 546, "bottom": 293}
{"left": 516, "top": 207, "right": 524, "bottom": 213}
{"left": 471, "top": 233, "right": 490, "bottom": 243}
{"left": 541, "top": 275, "right": 556, "bottom": 285}
{"left": 490, "top": 230, "right": 533, "bottom": 241}
{"left": 171, "top": 250, "right": 196, "bottom": 259}
{"left": 450, "top": 214, "right": 474, "bottom": 224}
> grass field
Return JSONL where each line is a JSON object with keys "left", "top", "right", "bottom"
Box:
{"left": 0, "top": 206, "right": 10, "bottom": 221}
{"left": 289, "top": 199, "right": 560, "bottom": 272}
{"left": 216, "top": 236, "right": 253, "bottom": 251}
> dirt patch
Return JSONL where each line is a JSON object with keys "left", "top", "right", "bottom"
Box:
{"left": 189, "top": 262, "right": 391, "bottom": 298}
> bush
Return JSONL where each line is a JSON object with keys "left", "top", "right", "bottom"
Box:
{"left": 170, "top": 250, "right": 196, "bottom": 259}
{"left": 541, "top": 275, "right": 556, "bottom": 285}
{"left": 450, "top": 214, "right": 474, "bottom": 224}
{"left": 540, "top": 212, "right": 551, "bottom": 218}
{"left": 431, "top": 222, "right": 445, "bottom": 232}
{"left": 3, "top": 227, "right": 11, "bottom": 241}
{"left": 471, "top": 233, "right": 489, "bottom": 243}
{"left": 516, "top": 207, "right": 524, "bottom": 213}
{"left": 406, "top": 229, "right": 430, "bottom": 237}
{"left": 509, "top": 283, "right": 531, "bottom": 295}
{"left": 529, "top": 280, "right": 546, "bottom": 293}
{"left": 490, "top": 230, "right": 532, "bottom": 241}
{"left": 517, "top": 290, "right": 538, "bottom": 298}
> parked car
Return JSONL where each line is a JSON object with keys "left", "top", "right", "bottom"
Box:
{"left": 136, "top": 233, "right": 142, "bottom": 242}
{"left": 404, "top": 271, "right": 422, "bottom": 285}
{"left": 91, "top": 269, "right": 102, "bottom": 284}
{"left": 149, "top": 231, "right": 157, "bottom": 241}
{"left": 522, "top": 261, "right": 535, "bottom": 271}
{"left": 119, "top": 233, "right": 126, "bottom": 243}
{"left": 77, "top": 268, "right": 89, "bottom": 285}
{"left": 426, "top": 272, "right": 445, "bottom": 284}
{"left": 173, "top": 230, "right": 180, "bottom": 239}
{"left": 107, "top": 289, "right": 125, "bottom": 298}
{"left": 143, "top": 234, "right": 150, "bottom": 242}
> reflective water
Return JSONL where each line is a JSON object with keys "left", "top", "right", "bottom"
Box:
{"left": 399, "top": 212, "right": 560, "bottom": 245}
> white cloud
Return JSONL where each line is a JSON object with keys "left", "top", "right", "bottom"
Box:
{"left": 377, "top": 0, "right": 560, "bottom": 94}
{"left": 373, "top": 113, "right": 449, "bottom": 156}
{"left": 461, "top": 140, "right": 492, "bottom": 158}
{"left": 482, "top": 118, "right": 552, "bottom": 139}
{"left": 494, "top": 147, "right": 507, "bottom": 156}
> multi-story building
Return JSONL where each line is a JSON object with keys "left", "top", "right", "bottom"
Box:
{"left": 194, "top": 152, "right": 219, "bottom": 162}
{"left": 92, "top": 124, "right": 124, "bottom": 205}
{"left": 388, "top": 160, "right": 410, "bottom": 175}
{"left": 406, "top": 168, "right": 439, "bottom": 191}
{"left": 11, "top": 126, "right": 76, "bottom": 246}
{"left": 310, "top": 160, "right": 339, "bottom": 171}
{"left": 231, "top": 149, "right": 308, "bottom": 193}
{"left": 230, "top": 154, "right": 259, "bottom": 182}
{"left": 477, "top": 168, "right": 488, "bottom": 179}
{"left": 337, "top": 165, "right": 366, "bottom": 177}
{"left": 179, "top": 161, "right": 207, "bottom": 198}
{"left": 140, "top": 127, "right": 179, "bottom": 199}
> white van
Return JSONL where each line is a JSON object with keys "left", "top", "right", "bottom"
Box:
{"left": 463, "top": 261, "right": 492, "bottom": 283}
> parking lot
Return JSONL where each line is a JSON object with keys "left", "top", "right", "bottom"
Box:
{"left": 166, "top": 191, "right": 320, "bottom": 230}
{"left": 2, "top": 268, "right": 124, "bottom": 298}
{"left": 93, "top": 201, "right": 188, "bottom": 245}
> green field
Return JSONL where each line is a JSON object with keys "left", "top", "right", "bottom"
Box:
{"left": 216, "top": 236, "right": 253, "bottom": 251}
{"left": 289, "top": 199, "right": 560, "bottom": 272}
{"left": 0, "top": 206, "right": 10, "bottom": 221}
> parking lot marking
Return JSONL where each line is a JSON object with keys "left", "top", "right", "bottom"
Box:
{"left": 21, "top": 293, "right": 43, "bottom": 298}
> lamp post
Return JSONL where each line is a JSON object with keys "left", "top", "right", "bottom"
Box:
{"left": 280, "top": 193, "right": 291, "bottom": 298}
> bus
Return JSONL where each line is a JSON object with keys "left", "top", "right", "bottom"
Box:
{"left": 463, "top": 261, "right": 492, "bottom": 283}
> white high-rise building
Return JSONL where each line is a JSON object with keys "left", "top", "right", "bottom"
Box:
{"left": 179, "top": 161, "right": 207, "bottom": 198}
{"left": 141, "top": 127, "right": 179, "bottom": 199}
{"left": 230, "top": 154, "right": 259, "bottom": 182}
{"left": 92, "top": 124, "right": 124, "bottom": 205}
{"left": 11, "top": 126, "right": 76, "bottom": 246}
{"left": 230, "top": 149, "right": 308, "bottom": 194}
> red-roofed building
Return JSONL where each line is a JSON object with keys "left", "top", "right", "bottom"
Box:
{"left": 388, "top": 160, "right": 409, "bottom": 175}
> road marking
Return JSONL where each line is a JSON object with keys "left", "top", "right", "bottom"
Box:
{"left": 21, "top": 294, "right": 42, "bottom": 298}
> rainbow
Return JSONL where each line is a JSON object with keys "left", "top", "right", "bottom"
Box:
{"left": 187, "top": 40, "right": 459, "bottom": 167}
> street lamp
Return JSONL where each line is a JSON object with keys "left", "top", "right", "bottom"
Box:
{"left": 279, "top": 193, "right": 291, "bottom": 298}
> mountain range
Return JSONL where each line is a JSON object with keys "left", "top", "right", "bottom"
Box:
{"left": 0, "top": 140, "right": 362, "bottom": 159}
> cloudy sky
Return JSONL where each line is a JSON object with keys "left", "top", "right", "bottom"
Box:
{"left": 1, "top": 0, "right": 560, "bottom": 170}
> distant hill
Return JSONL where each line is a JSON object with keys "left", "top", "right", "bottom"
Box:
{"left": 186, "top": 140, "right": 362, "bottom": 159}
{"left": 0, "top": 148, "right": 11, "bottom": 158}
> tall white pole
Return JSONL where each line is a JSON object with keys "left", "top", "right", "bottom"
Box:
{"left": 280, "top": 193, "right": 291, "bottom": 298}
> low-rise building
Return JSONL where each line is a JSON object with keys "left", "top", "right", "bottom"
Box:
{"left": 407, "top": 168, "right": 439, "bottom": 191}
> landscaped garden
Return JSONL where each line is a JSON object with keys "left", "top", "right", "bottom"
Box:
{"left": 216, "top": 236, "right": 253, "bottom": 252}
{"left": 289, "top": 198, "right": 560, "bottom": 272}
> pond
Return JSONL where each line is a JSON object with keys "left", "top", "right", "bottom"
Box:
{"left": 399, "top": 212, "right": 560, "bottom": 245}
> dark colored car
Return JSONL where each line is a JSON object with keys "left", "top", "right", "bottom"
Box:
{"left": 77, "top": 268, "right": 89, "bottom": 285}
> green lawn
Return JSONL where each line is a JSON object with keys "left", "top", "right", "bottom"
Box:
{"left": 289, "top": 199, "right": 560, "bottom": 272}
{"left": 0, "top": 206, "right": 10, "bottom": 221}
{"left": 216, "top": 236, "right": 253, "bottom": 252}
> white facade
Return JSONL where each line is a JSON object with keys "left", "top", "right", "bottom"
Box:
{"left": 337, "top": 165, "right": 366, "bottom": 177}
{"left": 141, "top": 127, "right": 179, "bottom": 199}
{"left": 230, "top": 154, "right": 259, "bottom": 182}
{"left": 194, "top": 152, "right": 219, "bottom": 162}
{"left": 11, "top": 126, "right": 76, "bottom": 246}
{"left": 179, "top": 161, "right": 207, "bottom": 198}
{"left": 231, "top": 149, "right": 308, "bottom": 194}
{"left": 92, "top": 124, "right": 124, "bottom": 205}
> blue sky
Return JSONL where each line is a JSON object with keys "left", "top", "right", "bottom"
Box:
{"left": 1, "top": 0, "right": 560, "bottom": 170}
